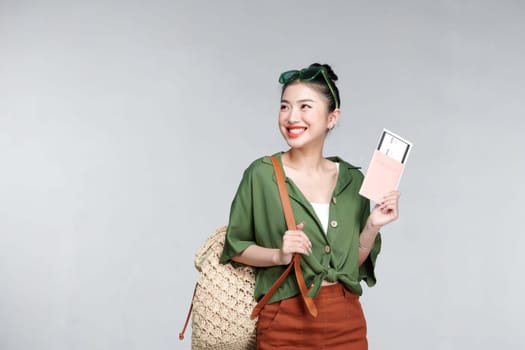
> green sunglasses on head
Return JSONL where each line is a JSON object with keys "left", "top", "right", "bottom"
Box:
{"left": 278, "top": 66, "right": 340, "bottom": 109}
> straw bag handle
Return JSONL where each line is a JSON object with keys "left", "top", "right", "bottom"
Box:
{"left": 179, "top": 284, "right": 196, "bottom": 340}
{"left": 250, "top": 156, "right": 318, "bottom": 318}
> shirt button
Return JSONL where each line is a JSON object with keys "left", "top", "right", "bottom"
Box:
{"left": 332, "top": 197, "right": 337, "bottom": 204}
{"left": 330, "top": 220, "right": 338, "bottom": 228}
{"left": 324, "top": 245, "right": 331, "bottom": 254}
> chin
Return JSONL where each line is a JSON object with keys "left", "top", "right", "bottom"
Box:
{"left": 285, "top": 139, "right": 307, "bottom": 149}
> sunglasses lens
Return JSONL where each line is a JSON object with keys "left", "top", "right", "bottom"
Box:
{"left": 300, "top": 67, "right": 322, "bottom": 81}
{"left": 279, "top": 70, "right": 299, "bottom": 84}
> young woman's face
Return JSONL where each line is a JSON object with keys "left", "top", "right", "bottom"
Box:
{"left": 278, "top": 82, "right": 338, "bottom": 149}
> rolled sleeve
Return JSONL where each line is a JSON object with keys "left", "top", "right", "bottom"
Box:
{"left": 358, "top": 197, "right": 382, "bottom": 287}
{"left": 219, "top": 166, "right": 256, "bottom": 265}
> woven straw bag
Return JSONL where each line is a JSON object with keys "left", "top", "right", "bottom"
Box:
{"left": 183, "top": 225, "right": 257, "bottom": 350}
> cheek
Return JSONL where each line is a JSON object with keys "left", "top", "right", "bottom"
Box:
{"left": 278, "top": 112, "right": 288, "bottom": 124}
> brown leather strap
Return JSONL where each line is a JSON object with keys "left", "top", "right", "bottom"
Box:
{"left": 250, "top": 156, "right": 318, "bottom": 319}
{"left": 179, "top": 283, "right": 197, "bottom": 340}
{"left": 270, "top": 156, "right": 296, "bottom": 230}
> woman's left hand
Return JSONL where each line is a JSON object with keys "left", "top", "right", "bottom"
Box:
{"left": 368, "top": 191, "right": 401, "bottom": 229}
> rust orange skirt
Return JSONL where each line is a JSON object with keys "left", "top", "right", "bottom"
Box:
{"left": 257, "top": 283, "right": 367, "bottom": 349}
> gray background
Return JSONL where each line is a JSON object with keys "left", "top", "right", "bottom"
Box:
{"left": 1, "top": 0, "right": 524, "bottom": 349}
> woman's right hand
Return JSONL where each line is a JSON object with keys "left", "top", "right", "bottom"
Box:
{"left": 274, "top": 222, "right": 312, "bottom": 265}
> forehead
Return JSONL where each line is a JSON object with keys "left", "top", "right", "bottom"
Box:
{"left": 281, "top": 82, "right": 326, "bottom": 102}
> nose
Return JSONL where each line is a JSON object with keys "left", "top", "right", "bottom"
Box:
{"left": 287, "top": 106, "right": 300, "bottom": 124}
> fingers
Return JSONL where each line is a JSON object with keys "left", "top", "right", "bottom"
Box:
{"left": 379, "top": 191, "right": 400, "bottom": 216}
{"left": 380, "top": 191, "right": 400, "bottom": 203}
{"left": 283, "top": 233, "right": 312, "bottom": 255}
{"left": 282, "top": 222, "right": 312, "bottom": 256}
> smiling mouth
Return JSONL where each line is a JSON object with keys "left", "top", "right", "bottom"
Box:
{"left": 287, "top": 127, "right": 307, "bottom": 138}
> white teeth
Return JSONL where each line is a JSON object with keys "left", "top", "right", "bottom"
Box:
{"left": 289, "top": 128, "right": 306, "bottom": 134}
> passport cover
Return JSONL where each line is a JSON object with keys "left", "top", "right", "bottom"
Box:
{"left": 359, "top": 129, "right": 412, "bottom": 203}
{"left": 359, "top": 149, "right": 404, "bottom": 203}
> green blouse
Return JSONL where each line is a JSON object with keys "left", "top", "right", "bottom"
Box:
{"left": 219, "top": 152, "right": 381, "bottom": 304}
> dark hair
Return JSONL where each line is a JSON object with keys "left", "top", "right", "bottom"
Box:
{"left": 281, "top": 63, "right": 341, "bottom": 111}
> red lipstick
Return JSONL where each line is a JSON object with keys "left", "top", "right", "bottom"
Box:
{"left": 287, "top": 126, "right": 307, "bottom": 138}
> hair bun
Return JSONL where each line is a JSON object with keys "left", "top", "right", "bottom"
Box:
{"left": 309, "top": 63, "right": 338, "bottom": 81}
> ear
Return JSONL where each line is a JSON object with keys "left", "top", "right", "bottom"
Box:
{"left": 327, "top": 108, "right": 341, "bottom": 129}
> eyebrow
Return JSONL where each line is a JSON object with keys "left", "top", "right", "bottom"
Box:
{"left": 281, "top": 98, "right": 317, "bottom": 104}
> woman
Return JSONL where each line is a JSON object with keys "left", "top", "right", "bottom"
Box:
{"left": 219, "top": 63, "right": 400, "bottom": 349}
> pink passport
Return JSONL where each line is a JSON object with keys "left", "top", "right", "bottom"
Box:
{"left": 359, "top": 129, "right": 411, "bottom": 203}
{"left": 359, "top": 150, "right": 404, "bottom": 203}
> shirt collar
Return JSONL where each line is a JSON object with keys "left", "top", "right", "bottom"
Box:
{"left": 263, "top": 152, "right": 361, "bottom": 198}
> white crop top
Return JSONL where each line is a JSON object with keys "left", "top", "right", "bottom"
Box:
{"left": 310, "top": 202, "right": 330, "bottom": 234}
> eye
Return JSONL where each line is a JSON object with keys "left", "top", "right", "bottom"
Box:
{"left": 280, "top": 104, "right": 289, "bottom": 111}
{"left": 300, "top": 104, "right": 312, "bottom": 110}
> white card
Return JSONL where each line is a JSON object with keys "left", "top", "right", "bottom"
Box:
{"left": 377, "top": 129, "right": 412, "bottom": 164}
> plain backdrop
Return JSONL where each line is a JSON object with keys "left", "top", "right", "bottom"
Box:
{"left": 1, "top": 0, "right": 524, "bottom": 349}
